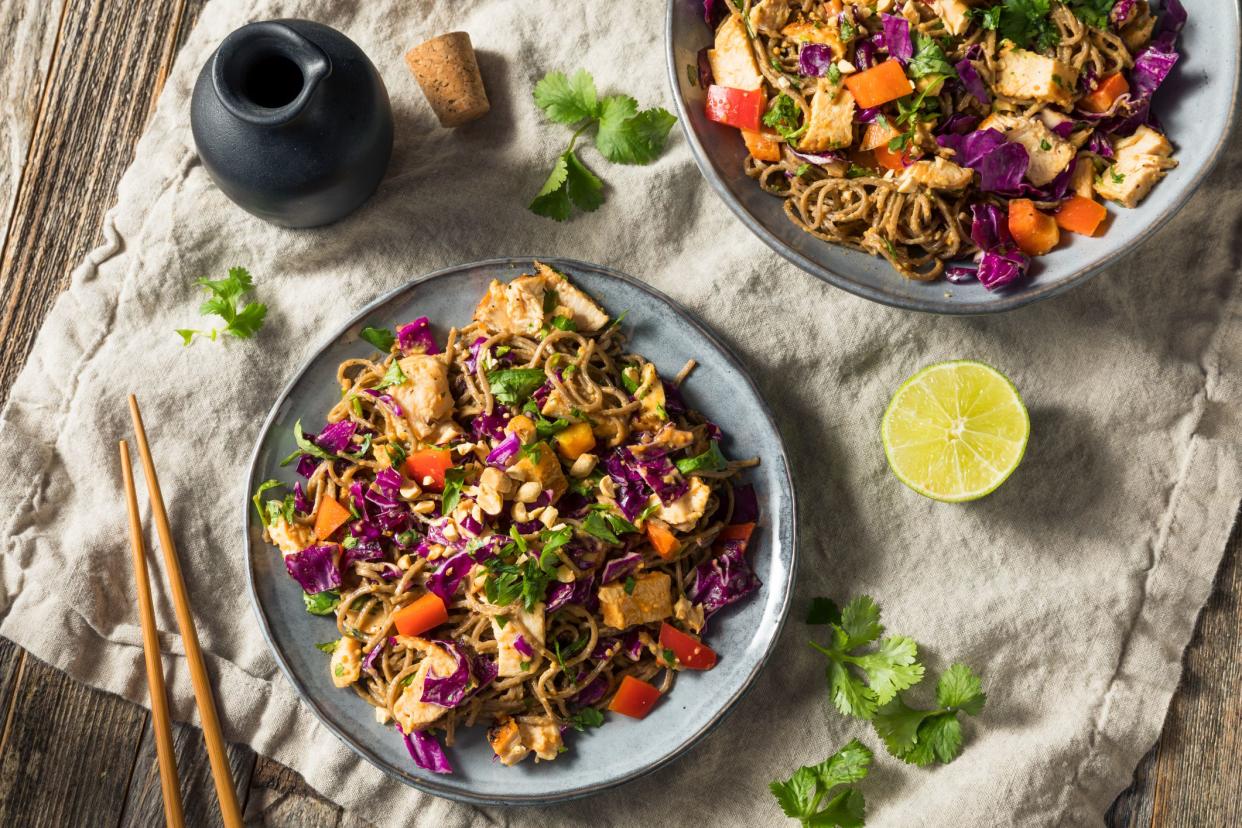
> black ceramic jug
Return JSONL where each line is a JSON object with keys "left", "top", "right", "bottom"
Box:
{"left": 190, "top": 20, "right": 394, "bottom": 228}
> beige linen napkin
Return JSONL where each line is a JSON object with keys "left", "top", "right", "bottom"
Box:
{"left": 1, "top": 1, "right": 1238, "bottom": 825}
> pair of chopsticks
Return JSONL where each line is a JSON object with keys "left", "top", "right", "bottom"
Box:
{"left": 120, "top": 395, "right": 243, "bottom": 828}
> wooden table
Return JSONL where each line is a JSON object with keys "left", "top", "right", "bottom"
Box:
{"left": 0, "top": 1, "right": 1237, "bottom": 825}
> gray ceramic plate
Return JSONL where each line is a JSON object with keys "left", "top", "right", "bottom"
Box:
{"left": 666, "top": 0, "right": 1239, "bottom": 314}
{"left": 244, "top": 257, "right": 796, "bottom": 805}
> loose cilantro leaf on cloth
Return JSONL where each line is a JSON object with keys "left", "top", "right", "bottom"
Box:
{"left": 533, "top": 69, "right": 599, "bottom": 124}
{"left": 178, "top": 266, "right": 267, "bottom": 344}
{"left": 998, "top": 0, "right": 1061, "bottom": 52}
{"left": 808, "top": 596, "right": 925, "bottom": 719}
{"left": 872, "top": 663, "right": 986, "bottom": 765}
{"left": 360, "top": 326, "right": 395, "bottom": 351}
{"left": 762, "top": 94, "right": 807, "bottom": 144}
{"left": 530, "top": 69, "right": 677, "bottom": 220}
{"left": 769, "top": 738, "right": 872, "bottom": 827}
{"left": 487, "top": 368, "right": 547, "bottom": 406}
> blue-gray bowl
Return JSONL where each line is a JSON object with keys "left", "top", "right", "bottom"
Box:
{"left": 244, "top": 257, "right": 796, "bottom": 804}
{"left": 665, "top": 0, "right": 1239, "bottom": 314}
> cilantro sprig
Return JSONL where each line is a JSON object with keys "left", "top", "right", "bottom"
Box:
{"left": 762, "top": 94, "right": 807, "bottom": 145}
{"left": 873, "top": 663, "right": 986, "bottom": 766}
{"left": 997, "top": 0, "right": 1061, "bottom": 52}
{"left": 808, "top": 596, "right": 925, "bottom": 720}
{"left": 530, "top": 69, "right": 677, "bottom": 221}
{"left": 770, "top": 739, "right": 872, "bottom": 828}
{"left": 177, "top": 266, "right": 267, "bottom": 345}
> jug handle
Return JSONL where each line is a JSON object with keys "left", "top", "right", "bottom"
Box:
{"left": 211, "top": 21, "right": 333, "bottom": 127}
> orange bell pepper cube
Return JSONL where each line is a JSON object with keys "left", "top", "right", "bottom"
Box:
{"left": 1007, "top": 199, "right": 1061, "bottom": 256}
{"left": 741, "top": 129, "right": 782, "bottom": 162}
{"left": 404, "top": 447, "right": 452, "bottom": 492}
{"left": 393, "top": 592, "right": 449, "bottom": 637}
{"left": 704, "top": 84, "right": 766, "bottom": 132}
{"left": 1080, "top": 73, "right": 1129, "bottom": 114}
{"left": 608, "top": 675, "right": 661, "bottom": 719}
{"left": 646, "top": 519, "right": 681, "bottom": 560}
{"left": 871, "top": 144, "right": 910, "bottom": 172}
{"left": 717, "top": 522, "right": 755, "bottom": 546}
{"left": 1054, "top": 195, "right": 1108, "bottom": 236}
{"left": 659, "top": 622, "right": 718, "bottom": 670}
{"left": 313, "top": 494, "right": 351, "bottom": 540}
{"left": 844, "top": 60, "right": 913, "bottom": 109}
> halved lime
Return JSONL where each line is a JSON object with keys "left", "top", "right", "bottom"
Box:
{"left": 881, "top": 360, "right": 1029, "bottom": 502}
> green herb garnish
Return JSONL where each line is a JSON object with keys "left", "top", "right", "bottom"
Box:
{"left": 769, "top": 739, "right": 873, "bottom": 828}
{"left": 530, "top": 69, "right": 677, "bottom": 220}
{"left": 360, "top": 326, "right": 395, "bottom": 351}
{"left": 486, "top": 368, "right": 547, "bottom": 406}
{"left": 176, "top": 266, "right": 266, "bottom": 345}
{"left": 303, "top": 589, "right": 341, "bottom": 616}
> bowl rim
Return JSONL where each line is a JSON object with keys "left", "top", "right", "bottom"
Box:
{"left": 664, "top": 0, "right": 1241, "bottom": 315}
{"left": 243, "top": 256, "right": 799, "bottom": 805}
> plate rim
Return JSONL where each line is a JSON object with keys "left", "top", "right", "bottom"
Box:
{"left": 663, "top": 0, "right": 1241, "bottom": 315}
{"left": 243, "top": 256, "right": 799, "bottom": 805}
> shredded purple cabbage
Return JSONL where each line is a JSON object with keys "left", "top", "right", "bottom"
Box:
{"left": 486, "top": 432, "right": 522, "bottom": 467}
{"left": 601, "top": 553, "right": 643, "bottom": 585}
{"left": 397, "top": 317, "right": 440, "bottom": 355}
{"left": 1051, "top": 120, "right": 1075, "bottom": 139}
{"left": 401, "top": 726, "right": 454, "bottom": 775}
{"left": 546, "top": 571, "right": 596, "bottom": 613}
{"left": 791, "top": 148, "right": 843, "bottom": 166}
{"left": 1086, "top": 131, "right": 1114, "bottom": 158}
{"left": 342, "top": 540, "right": 385, "bottom": 568}
{"left": 798, "top": 43, "right": 836, "bottom": 77}
{"left": 293, "top": 482, "right": 311, "bottom": 514}
{"left": 880, "top": 14, "right": 913, "bottom": 63}
{"left": 284, "top": 544, "right": 340, "bottom": 594}
{"left": 315, "top": 421, "right": 356, "bottom": 455}
{"left": 295, "top": 454, "right": 320, "bottom": 478}
{"left": 513, "top": 635, "right": 535, "bottom": 658}
{"left": 856, "top": 106, "right": 880, "bottom": 124}
{"left": 854, "top": 38, "right": 878, "bottom": 71}
{"left": 945, "top": 266, "right": 978, "bottom": 284}
{"left": 573, "top": 676, "right": 609, "bottom": 707}
{"left": 688, "top": 539, "right": 761, "bottom": 621}
{"left": 697, "top": 47, "right": 714, "bottom": 88}
{"left": 421, "top": 640, "right": 498, "bottom": 708}
{"left": 954, "top": 57, "right": 990, "bottom": 104}
{"left": 970, "top": 203, "right": 1030, "bottom": 292}
{"left": 937, "top": 112, "right": 980, "bottom": 136}
{"left": 362, "top": 388, "right": 403, "bottom": 416}
{"left": 427, "top": 550, "right": 477, "bottom": 601}
{"left": 1110, "top": 0, "right": 1136, "bottom": 26}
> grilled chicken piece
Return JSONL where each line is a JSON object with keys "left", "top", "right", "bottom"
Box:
{"left": 390, "top": 639, "right": 458, "bottom": 732}
{"left": 599, "top": 571, "right": 674, "bottom": 629}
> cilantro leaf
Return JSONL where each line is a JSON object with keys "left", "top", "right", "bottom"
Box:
{"left": 582, "top": 511, "right": 623, "bottom": 544}
{"left": 675, "top": 442, "right": 727, "bottom": 474}
{"left": 1068, "top": 0, "right": 1116, "bottom": 29}
{"left": 486, "top": 368, "right": 547, "bottom": 406}
{"left": 252, "top": 479, "right": 283, "bottom": 525}
{"left": 872, "top": 663, "right": 986, "bottom": 765}
{"left": 596, "top": 96, "right": 677, "bottom": 164}
{"left": 360, "top": 326, "right": 395, "bottom": 351}
{"left": 563, "top": 150, "right": 605, "bottom": 212}
{"left": 907, "top": 35, "right": 957, "bottom": 80}
{"left": 530, "top": 69, "right": 676, "bottom": 220}
{"left": 441, "top": 467, "right": 466, "bottom": 516}
{"left": 998, "top": 0, "right": 1061, "bottom": 52}
{"left": 180, "top": 266, "right": 267, "bottom": 343}
{"left": 303, "top": 589, "right": 340, "bottom": 616}
{"left": 810, "top": 596, "right": 923, "bottom": 719}
{"left": 280, "top": 419, "right": 336, "bottom": 466}
{"left": 315, "top": 640, "right": 339, "bottom": 654}
{"left": 530, "top": 153, "right": 573, "bottom": 221}
{"left": 762, "top": 94, "right": 807, "bottom": 144}
{"left": 568, "top": 707, "right": 605, "bottom": 731}
{"left": 533, "top": 69, "right": 599, "bottom": 125}
{"left": 375, "top": 359, "right": 408, "bottom": 390}
{"left": 769, "top": 739, "right": 872, "bottom": 827}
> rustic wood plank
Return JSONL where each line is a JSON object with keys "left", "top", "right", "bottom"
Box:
{"left": 245, "top": 756, "right": 347, "bottom": 827}
{"left": 120, "top": 717, "right": 256, "bottom": 828}
{"left": 0, "top": 0, "right": 65, "bottom": 255}
{"left": 0, "top": 652, "right": 146, "bottom": 825}
{"left": 1106, "top": 515, "right": 1242, "bottom": 826}
{"left": 0, "top": 0, "right": 203, "bottom": 408}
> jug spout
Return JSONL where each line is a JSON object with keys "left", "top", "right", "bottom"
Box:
{"left": 211, "top": 20, "right": 332, "bottom": 126}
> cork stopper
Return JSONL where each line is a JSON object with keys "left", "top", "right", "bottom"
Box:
{"left": 405, "top": 32, "right": 490, "bottom": 128}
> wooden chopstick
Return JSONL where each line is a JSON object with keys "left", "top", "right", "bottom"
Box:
{"left": 120, "top": 440, "right": 186, "bottom": 828}
{"left": 128, "top": 395, "right": 244, "bottom": 828}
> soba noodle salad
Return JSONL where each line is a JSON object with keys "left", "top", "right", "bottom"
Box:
{"left": 254, "top": 264, "right": 762, "bottom": 774}
{"left": 699, "top": 0, "right": 1187, "bottom": 286}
